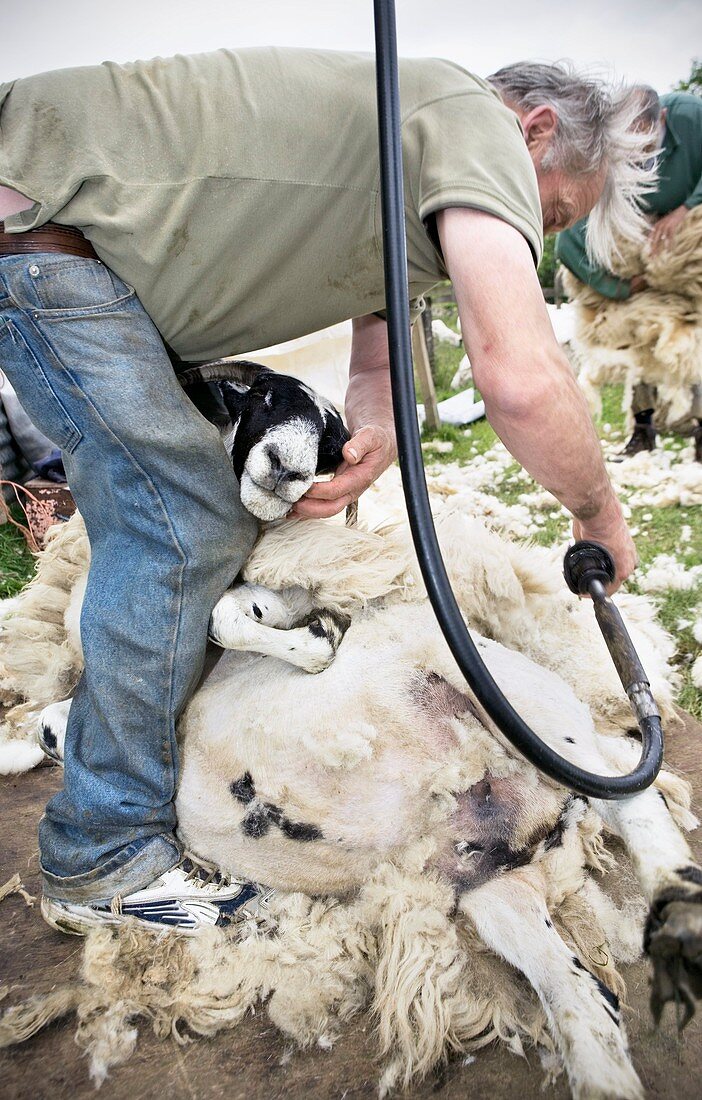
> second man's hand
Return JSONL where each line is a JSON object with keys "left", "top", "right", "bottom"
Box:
{"left": 649, "top": 205, "right": 689, "bottom": 254}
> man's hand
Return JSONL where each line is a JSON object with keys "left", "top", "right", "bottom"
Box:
{"left": 572, "top": 503, "right": 638, "bottom": 594}
{"left": 294, "top": 313, "right": 396, "bottom": 519}
{"left": 650, "top": 205, "right": 689, "bottom": 254}
{"left": 292, "top": 425, "right": 396, "bottom": 518}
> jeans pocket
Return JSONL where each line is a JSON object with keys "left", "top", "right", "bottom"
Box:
{"left": 27, "top": 256, "right": 134, "bottom": 315}
{"left": 0, "top": 319, "right": 82, "bottom": 453}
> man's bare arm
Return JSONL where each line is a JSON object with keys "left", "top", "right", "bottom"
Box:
{"left": 292, "top": 314, "right": 397, "bottom": 518}
{"left": 438, "top": 207, "right": 636, "bottom": 589}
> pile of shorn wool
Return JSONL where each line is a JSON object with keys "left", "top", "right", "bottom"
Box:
{"left": 0, "top": 841, "right": 643, "bottom": 1095}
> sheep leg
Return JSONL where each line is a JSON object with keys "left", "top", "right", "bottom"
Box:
{"left": 524, "top": 710, "right": 702, "bottom": 1027}
{"left": 37, "top": 698, "right": 72, "bottom": 764}
{"left": 209, "top": 588, "right": 350, "bottom": 674}
{"left": 220, "top": 582, "right": 316, "bottom": 628}
{"left": 35, "top": 583, "right": 350, "bottom": 757}
{"left": 484, "top": 678, "right": 702, "bottom": 1028}
{"left": 595, "top": 791, "right": 702, "bottom": 1029}
{"left": 507, "top": 707, "right": 701, "bottom": 911}
{"left": 587, "top": 741, "right": 702, "bottom": 1028}
{"left": 459, "top": 871, "right": 643, "bottom": 1100}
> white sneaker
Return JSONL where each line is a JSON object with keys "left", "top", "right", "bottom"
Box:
{"left": 41, "top": 854, "right": 275, "bottom": 936}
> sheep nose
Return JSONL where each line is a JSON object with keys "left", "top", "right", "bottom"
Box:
{"left": 266, "top": 445, "right": 284, "bottom": 476}
{"left": 266, "top": 445, "right": 297, "bottom": 488}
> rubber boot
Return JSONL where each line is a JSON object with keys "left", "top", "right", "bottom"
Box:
{"left": 620, "top": 423, "right": 657, "bottom": 457}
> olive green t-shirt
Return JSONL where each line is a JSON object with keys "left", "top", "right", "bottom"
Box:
{"left": 0, "top": 48, "right": 542, "bottom": 360}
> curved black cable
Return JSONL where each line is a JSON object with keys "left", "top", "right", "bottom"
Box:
{"left": 372, "top": 0, "right": 663, "bottom": 798}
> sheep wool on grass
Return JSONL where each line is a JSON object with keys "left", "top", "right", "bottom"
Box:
{"left": 603, "top": 443, "right": 702, "bottom": 509}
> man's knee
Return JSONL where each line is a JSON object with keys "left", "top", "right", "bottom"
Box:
{"left": 181, "top": 486, "right": 258, "bottom": 585}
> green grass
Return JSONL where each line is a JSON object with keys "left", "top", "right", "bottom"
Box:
{"left": 626, "top": 508, "right": 702, "bottom": 720}
{"left": 0, "top": 510, "right": 35, "bottom": 599}
{"left": 429, "top": 299, "right": 464, "bottom": 403}
{"left": 424, "top": 301, "right": 702, "bottom": 719}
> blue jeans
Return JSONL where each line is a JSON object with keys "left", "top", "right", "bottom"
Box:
{"left": 0, "top": 253, "right": 257, "bottom": 903}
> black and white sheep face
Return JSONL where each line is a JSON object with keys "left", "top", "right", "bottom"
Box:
{"left": 216, "top": 368, "right": 349, "bottom": 522}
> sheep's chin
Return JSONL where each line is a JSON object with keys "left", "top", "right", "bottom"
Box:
{"left": 240, "top": 472, "right": 292, "bottom": 522}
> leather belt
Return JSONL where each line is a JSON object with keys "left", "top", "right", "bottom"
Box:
{"left": 0, "top": 221, "right": 99, "bottom": 261}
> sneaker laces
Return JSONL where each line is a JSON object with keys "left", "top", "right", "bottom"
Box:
{"left": 176, "top": 853, "right": 233, "bottom": 889}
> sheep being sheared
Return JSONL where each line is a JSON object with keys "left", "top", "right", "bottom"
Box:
{"left": 564, "top": 205, "right": 702, "bottom": 436}
{"left": 1, "top": 507, "right": 700, "bottom": 1100}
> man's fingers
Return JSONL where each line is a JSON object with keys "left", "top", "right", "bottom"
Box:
{"left": 303, "top": 467, "right": 366, "bottom": 503}
{"left": 302, "top": 463, "right": 351, "bottom": 499}
{"left": 294, "top": 456, "right": 383, "bottom": 514}
{"left": 343, "top": 439, "right": 361, "bottom": 465}
{"left": 304, "top": 441, "right": 388, "bottom": 502}
{"left": 292, "top": 493, "right": 353, "bottom": 518}
{"left": 304, "top": 461, "right": 380, "bottom": 503}
{"left": 343, "top": 427, "right": 378, "bottom": 465}
{"left": 650, "top": 219, "right": 667, "bottom": 248}
{"left": 292, "top": 424, "right": 395, "bottom": 518}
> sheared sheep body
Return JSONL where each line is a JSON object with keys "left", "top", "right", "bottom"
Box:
{"left": 176, "top": 599, "right": 574, "bottom": 896}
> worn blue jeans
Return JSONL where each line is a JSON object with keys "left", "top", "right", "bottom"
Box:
{"left": 0, "top": 253, "right": 257, "bottom": 903}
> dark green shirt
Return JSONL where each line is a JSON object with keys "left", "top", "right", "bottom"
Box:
{"left": 556, "top": 92, "right": 702, "bottom": 300}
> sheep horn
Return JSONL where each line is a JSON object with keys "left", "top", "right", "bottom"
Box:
{"left": 177, "top": 359, "right": 272, "bottom": 390}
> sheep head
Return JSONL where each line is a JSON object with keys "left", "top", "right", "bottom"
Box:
{"left": 179, "top": 360, "right": 349, "bottom": 521}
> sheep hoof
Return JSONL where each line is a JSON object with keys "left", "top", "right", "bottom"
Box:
{"left": 301, "top": 609, "right": 351, "bottom": 673}
{"left": 647, "top": 896, "right": 702, "bottom": 1028}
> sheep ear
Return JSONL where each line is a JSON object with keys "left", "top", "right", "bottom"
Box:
{"left": 177, "top": 359, "right": 272, "bottom": 390}
{"left": 316, "top": 410, "right": 351, "bottom": 474}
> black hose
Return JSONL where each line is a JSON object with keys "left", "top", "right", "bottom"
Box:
{"left": 372, "top": 0, "right": 663, "bottom": 799}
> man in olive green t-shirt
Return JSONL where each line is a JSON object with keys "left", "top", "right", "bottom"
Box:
{"left": 0, "top": 50, "right": 646, "bottom": 933}
{"left": 557, "top": 89, "right": 702, "bottom": 457}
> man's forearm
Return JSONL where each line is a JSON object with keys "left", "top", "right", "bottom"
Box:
{"left": 345, "top": 313, "right": 396, "bottom": 441}
{"left": 437, "top": 207, "right": 635, "bottom": 589}
{"left": 482, "top": 350, "right": 622, "bottom": 526}
{"left": 345, "top": 363, "right": 395, "bottom": 438}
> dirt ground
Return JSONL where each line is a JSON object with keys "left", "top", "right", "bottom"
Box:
{"left": 1, "top": 716, "right": 702, "bottom": 1100}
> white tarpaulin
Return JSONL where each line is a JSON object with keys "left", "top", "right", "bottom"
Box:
{"left": 248, "top": 321, "right": 487, "bottom": 427}
{"left": 247, "top": 322, "right": 352, "bottom": 411}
